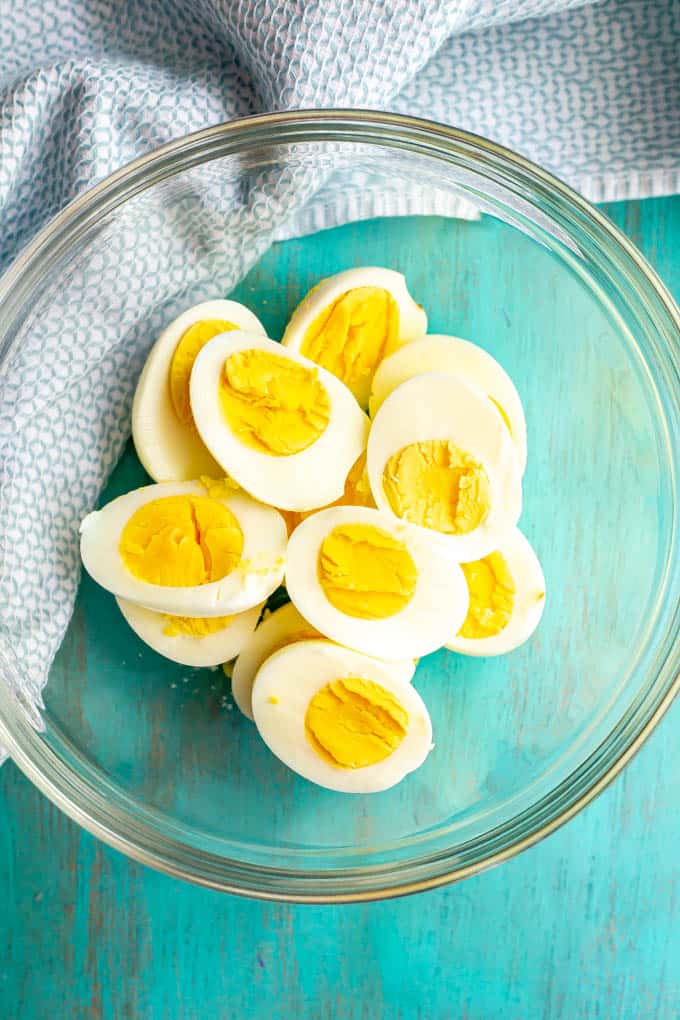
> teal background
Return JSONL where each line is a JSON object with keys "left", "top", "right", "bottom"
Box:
{"left": 1, "top": 195, "right": 678, "bottom": 1019}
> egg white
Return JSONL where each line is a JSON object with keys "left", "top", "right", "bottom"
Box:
{"left": 231, "top": 601, "right": 415, "bottom": 721}
{"left": 190, "top": 331, "right": 369, "bottom": 511}
{"left": 446, "top": 528, "right": 546, "bottom": 656}
{"left": 285, "top": 505, "right": 468, "bottom": 661}
{"left": 132, "top": 300, "right": 266, "bottom": 482}
{"left": 281, "top": 267, "right": 427, "bottom": 407}
{"left": 116, "top": 597, "right": 263, "bottom": 667}
{"left": 369, "top": 334, "right": 527, "bottom": 473}
{"left": 367, "top": 374, "right": 522, "bottom": 563}
{"left": 80, "top": 480, "right": 287, "bottom": 616}
{"left": 252, "top": 640, "right": 432, "bottom": 793}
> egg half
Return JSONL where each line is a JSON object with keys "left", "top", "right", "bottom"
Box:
{"left": 281, "top": 267, "right": 427, "bottom": 408}
{"left": 132, "top": 300, "right": 266, "bottom": 481}
{"left": 80, "top": 479, "right": 287, "bottom": 616}
{"left": 117, "top": 597, "right": 263, "bottom": 667}
{"left": 446, "top": 528, "right": 546, "bottom": 656}
{"left": 280, "top": 449, "right": 376, "bottom": 537}
{"left": 231, "top": 602, "right": 320, "bottom": 720}
{"left": 369, "top": 334, "right": 528, "bottom": 473}
{"left": 231, "top": 601, "right": 415, "bottom": 720}
{"left": 285, "top": 505, "right": 468, "bottom": 660}
{"left": 190, "top": 331, "right": 369, "bottom": 511}
{"left": 252, "top": 640, "right": 433, "bottom": 793}
{"left": 367, "top": 374, "right": 522, "bottom": 562}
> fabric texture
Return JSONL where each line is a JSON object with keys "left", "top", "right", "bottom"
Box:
{"left": 0, "top": 0, "right": 678, "bottom": 752}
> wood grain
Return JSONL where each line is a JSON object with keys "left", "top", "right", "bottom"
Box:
{"left": 0, "top": 195, "right": 678, "bottom": 1020}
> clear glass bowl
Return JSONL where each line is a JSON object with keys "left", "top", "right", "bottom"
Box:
{"left": 0, "top": 111, "right": 678, "bottom": 902}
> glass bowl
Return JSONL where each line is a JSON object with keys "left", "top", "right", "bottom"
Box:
{"left": 0, "top": 111, "right": 678, "bottom": 902}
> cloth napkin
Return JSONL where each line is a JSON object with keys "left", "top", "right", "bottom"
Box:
{"left": 0, "top": 0, "right": 678, "bottom": 757}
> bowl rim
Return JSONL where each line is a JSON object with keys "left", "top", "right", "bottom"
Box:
{"left": 0, "top": 108, "right": 678, "bottom": 902}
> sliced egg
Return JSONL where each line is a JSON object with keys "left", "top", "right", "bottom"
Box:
{"left": 80, "top": 479, "right": 286, "bottom": 616}
{"left": 369, "top": 334, "right": 527, "bottom": 473}
{"left": 132, "top": 300, "right": 266, "bottom": 482}
{"left": 231, "top": 601, "right": 415, "bottom": 720}
{"left": 116, "top": 598, "right": 262, "bottom": 667}
{"left": 285, "top": 506, "right": 468, "bottom": 660}
{"left": 280, "top": 449, "right": 375, "bottom": 536}
{"left": 231, "top": 602, "right": 320, "bottom": 720}
{"left": 190, "top": 331, "right": 369, "bottom": 511}
{"left": 281, "top": 268, "right": 427, "bottom": 408}
{"left": 446, "top": 528, "right": 546, "bottom": 656}
{"left": 252, "top": 640, "right": 432, "bottom": 793}
{"left": 367, "top": 374, "right": 522, "bottom": 562}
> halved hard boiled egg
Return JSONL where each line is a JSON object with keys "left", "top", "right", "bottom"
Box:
{"left": 252, "top": 640, "right": 433, "bottom": 793}
{"left": 231, "top": 602, "right": 320, "bottom": 720}
{"left": 280, "top": 449, "right": 376, "bottom": 537}
{"left": 446, "top": 528, "right": 546, "bottom": 656}
{"left": 117, "top": 598, "right": 263, "bottom": 667}
{"left": 80, "top": 479, "right": 286, "bottom": 616}
{"left": 231, "top": 601, "right": 415, "bottom": 720}
{"left": 281, "top": 268, "right": 427, "bottom": 408}
{"left": 132, "top": 300, "right": 266, "bottom": 481}
{"left": 367, "top": 374, "right": 522, "bottom": 563}
{"left": 369, "top": 334, "right": 527, "bottom": 473}
{"left": 285, "top": 506, "right": 468, "bottom": 660}
{"left": 190, "top": 331, "right": 369, "bottom": 511}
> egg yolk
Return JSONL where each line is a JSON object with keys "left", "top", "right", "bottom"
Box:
{"left": 199, "top": 474, "right": 240, "bottom": 498}
{"left": 279, "top": 509, "right": 305, "bottom": 537}
{"left": 162, "top": 614, "right": 233, "bottom": 637}
{"left": 317, "top": 523, "right": 417, "bottom": 619}
{"left": 341, "top": 451, "right": 375, "bottom": 509}
{"left": 169, "top": 319, "right": 237, "bottom": 426}
{"left": 120, "top": 495, "right": 243, "bottom": 586}
{"left": 220, "top": 349, "right": 331, "bottom": 456}
{"left": 458, "top": 552, "right": 516, "bottom": 639}
{"left": 382, "top": 440, "right": 491, "bottom": 535}
{"left": 305, "top": 677, "right": 409, "bottom": 769}
{"left": 301, "top": 287, "right": 399, "bottom": 404}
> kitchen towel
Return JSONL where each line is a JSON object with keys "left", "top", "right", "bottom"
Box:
{"left": 0, "top": 0, "right": 678, "bottom": 754}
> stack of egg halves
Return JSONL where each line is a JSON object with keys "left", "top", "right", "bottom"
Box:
{"left": 80, "top": 268, "right": 545, "bottom": 794}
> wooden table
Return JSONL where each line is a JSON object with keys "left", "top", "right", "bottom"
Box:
{"left": 1, "top": 196, "right": 678, "bottom": 1020}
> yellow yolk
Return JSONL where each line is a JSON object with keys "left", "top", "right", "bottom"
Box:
{"left": 219, "top": 349, "right": 331, "bottom": 456}
{"left": 280, "top": 509, "right": 305, "bottom": 537}
{"left": 317, "top": 523, "right": 417, "bottom": 619}
{"left": 341, "top": 451, "right": 375, "bottom": 508}
{"left": 300, "top": 287, "right": 399, "bottom": 404}
{"left": 169, "top": 319, "right": 237, "bottom": 426}
{"left": 305, "top": 676, "right": 409, "bottom": 769}
{"left": 119, "top": 495, "right": 243, "bottom": 586}
{"left": 382, "top": 440, "right": 491, "bottom": 535}
{"left": 489, "top": 397, "right": 512, "bottom": 435}
{"left": 199, "top": 474, "right": 240, "bottom": 498}
{"left": 162, "top": 614, "right": 233, "bottom": 637}
{"left": 458, "top": 551, "right": 516, "bottom": 639}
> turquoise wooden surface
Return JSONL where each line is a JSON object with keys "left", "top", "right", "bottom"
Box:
{"left": 1, "top": 195, "right": 679, "bottom": 1019}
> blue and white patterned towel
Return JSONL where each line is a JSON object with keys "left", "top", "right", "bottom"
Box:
{"left": 0, "top": 0, "right": 678, "bottom": 754}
